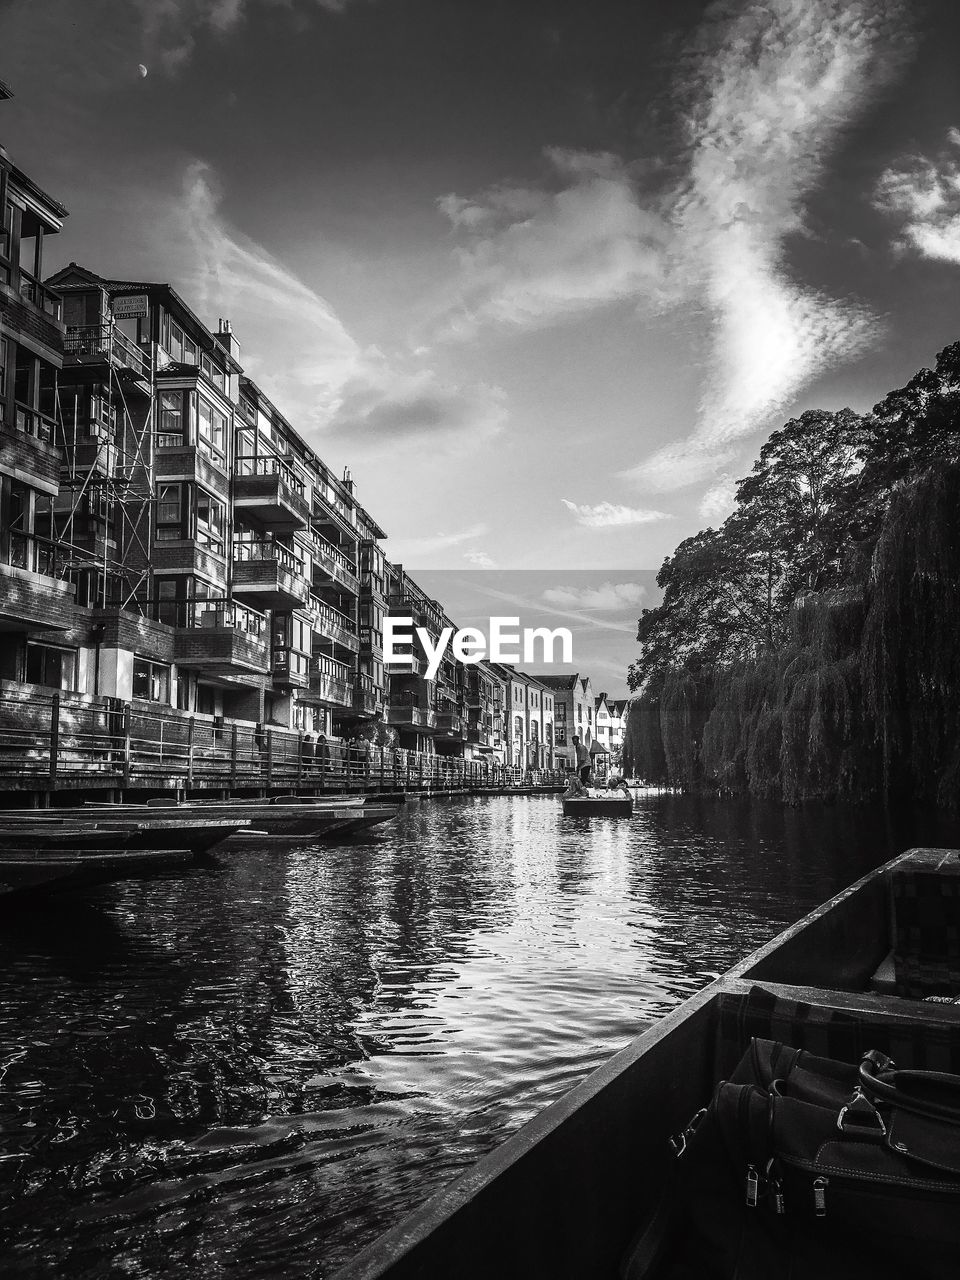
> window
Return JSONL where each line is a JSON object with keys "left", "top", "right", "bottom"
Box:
{"left": 0, "top": 337, "right": 6, "bottom": 402}
{"left": 197, "top": 397, "right": 226, "bottom": 462}
{"left": 133, "top": 658, "right": 170, "bottom": 703}
{"left": 156, "top": 483, "right": 183, "bottom": 540}
{"left": 26, "top": 643, "right": 77, "bottom": 691}
{"left": 158, "top": 391, "right": 184, "bottom": 446}
{"left": 201, "top": 352, "right": 226, "bottom": 392}
{"left": 195, "top": 489, "right": 225, "bottom": 554}
{"left": 156, "top": 577, "right": 180, "bottom": 626}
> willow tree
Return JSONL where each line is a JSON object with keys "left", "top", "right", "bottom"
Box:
{"left": 861, "top": 463, "right": 960, "bottom": 807}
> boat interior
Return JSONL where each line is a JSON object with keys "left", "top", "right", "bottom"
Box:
{"left": 331, "top": 847, "right": 960, "bottom": 1280}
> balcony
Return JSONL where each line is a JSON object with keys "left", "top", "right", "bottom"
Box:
{"left": 0, "top": 534, "right": 76, "bottom": 630}
{"left": 272, "top": 646, "right": 310, "bottom": 689}
{"left": 387, "top": 694, "right": 437, "bottom": 731}
{"left": 155, "top": 443, "right": 229, "bottom": 493}
{"left": 0, "top": 415, "right": 61, "bottom": 491}
{"left": 4, "top": 276, "right": 63, "bottom": 355}
{"left": 305, "top": 593, "right": 360, "bottom": 654}
{"left": 353, "top": 673, "right": 380, "bottom": 716}
{"left": 435, "top": 710, "right": 464, "bottom": 738}
{"left": 62, "top": 323, "right": 152, "bottom": 393}
{"left": 172, "top": 599, "right": 270, "bottom": 678}
{"left": 310, "top": 533, "right": 359, "bottom": 595}
{"left": 302, "top": 653, "right": 353, "bottom": 708}
{"left": 233, "top": 456, "right": 310, "bottom": 533}
{"left": 232, "top": 540, "right": 310, "bottom": 610}
{"left": 153, "top": 538, "right": 228, "bottom": 586}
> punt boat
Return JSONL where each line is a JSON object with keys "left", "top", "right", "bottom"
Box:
{"left": 0, "top": 815, "right": 247, "bottom": 855}
{"left": 562, "top": 792, "right": 633, "bottom": 817}
{"left": 331, "top": 847, "right": 960, "bottom": 1280}
{"left": 0, "top": 846, "right": 195, "bottom": 896}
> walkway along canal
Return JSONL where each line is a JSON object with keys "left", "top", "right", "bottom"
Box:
{"left": 4, "top": 792, "right": 960, "bottom": 1277}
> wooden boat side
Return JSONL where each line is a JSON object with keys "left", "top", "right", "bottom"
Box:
{"left": 330, "top": 849, "right": 952, "bottom": 1280}
{"left": 0, "top": 847, "right": 195, "bottom": 895}
{"left": 562, "top": 796, "right": 633, "bottom": 817}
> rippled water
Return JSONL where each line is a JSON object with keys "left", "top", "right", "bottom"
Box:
{"left": 2, "top": 792, "right": 960, "bottom": 1277}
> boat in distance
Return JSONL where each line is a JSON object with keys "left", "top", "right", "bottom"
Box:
{"left": 331, "top": 847, "right": 960, "bottom": 1280}
{"left": 561, "top": 793, "right": 633, "bottom": 817}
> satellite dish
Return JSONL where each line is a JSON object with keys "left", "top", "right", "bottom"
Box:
{"left": 137, "top": 64, "right": 148, "bottom": 78}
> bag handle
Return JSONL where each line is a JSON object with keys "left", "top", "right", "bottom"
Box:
{"left": 860, "top": 1050, "right": 960, "bottom": 1124}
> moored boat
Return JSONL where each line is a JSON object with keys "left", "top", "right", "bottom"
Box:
{"left": 0, "top": 846, "right": 195, "bottom": 896}
{"left": 330, "top": 847, "right": 960, "bottom": 1279}
{"left": 0, "top": 816, "right": 247, "bottom": 855}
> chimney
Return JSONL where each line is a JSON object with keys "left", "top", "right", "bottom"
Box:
{"left": 216, "top": 318, "right": 241, "bottom": 404}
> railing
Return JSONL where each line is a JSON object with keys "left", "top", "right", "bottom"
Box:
{"left": 63, "top": 323, "right": 150, "bottom": 378}
{"left": 310, "top": 653, "right": 352, "bottom": 683}
{"left": 234, "top": 454, "right": 305, "bottom": 498}
{"left": 307, "top": 594, "right": 357, "bottom": 638}
{"left": 0, "top": 688, "right": 568, "bottom": 794}
{"left": 311, "top": 533, "right": 356, "bottom": 576}
{"left": 4, "top": 531, "right": 62, "bottom": 578}
{"left": 232, "top": 539, "right": 301, "bottom": 575}
{"left": 13, "top": 403, "right": 56, "bottom": 445}
{"left": 174, "top": 598, "right": 266, "bottom": 635}
{"left": 18, "top": 274, "right": 61, "bottom": 319}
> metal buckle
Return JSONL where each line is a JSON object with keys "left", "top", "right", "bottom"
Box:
{"left": 837, "top": 1088, "right": 887, "bottom": 1137}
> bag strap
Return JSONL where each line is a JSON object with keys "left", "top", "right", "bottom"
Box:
{"left": 860, "top": 1050, "right": 960, "bottom": 1124}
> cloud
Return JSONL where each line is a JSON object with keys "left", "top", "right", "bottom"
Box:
{"left": 156, "top": 163, "right": 506, "bottom": 455}
{"left": 560, "top": 499, "right": 672, "bottom": 528}
{"left": 464, "top": 550, "right": 498, "bottom": 569}
{"left": 623, "top": 0, "right": 905, "bottom": 492}
{"left": 393, "top": 524, "right": 489, "bottom": 559}
{"left": 542, "top": 582, "right": 645, "bottom": 611}
{"left": 697, "top": 474, "right": 738, "bottom": 524}
{"left": 436, "top": 149, "right": 675, "bottom": 336}
{"left": 874, "top": 130, "right": 960, "bottom": 262}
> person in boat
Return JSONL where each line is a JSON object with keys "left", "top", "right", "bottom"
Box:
{"left": 563, "top": 775, "right": 586, "bottom": 800}
{"left": 573, "top": 735, "right": 592, "bottom": 786}
{"left": 606, "top": 773, "right": 631, "bottom": 797}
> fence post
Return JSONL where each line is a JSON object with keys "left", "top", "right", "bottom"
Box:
{"left": 230, "top": 723, "right": 238, "bottom": 792}
{"left": 297, "top": 732, "right": 303, "bottom": 787}
{"left": 48, "top": 692, "right": 60, "bottom": 787}
{"left": 380, "top": 748, "right": 385, "bottom": 791}
{"left": 187, "top": 716, "right": 195, "bottom": 790}
{"left": 265, "top": 729, "right": 273, "bottom": 787}
{"left": 418, "top": 751, "right": 423, "bottom": 790}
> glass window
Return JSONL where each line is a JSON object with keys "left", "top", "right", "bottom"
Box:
{"left": 195, "top": 489, "right": 225, "bottom": 553}
{"left": 26, "top": 644, "right": 77, "bottom": 691}
{"left": 156, "top": 483, "right": 183, "bottom": 540}
{"left": 156, "top": 577, "right": 180, "bottom": 626}
{"left": 0, "top": 337, "right": 6, "bottom": 401}
{"left": 168, "top": 320, "right": 184, "bottom": 364}
{"left": 133, "top": 658, "right": 170, "bottom": 703}
{"left": 158, "top": 391, "right": 183, "bottom": 444}
{"left": 197, "top": 397, "right": 226, "bottom": 462}
{"left": 201, "top": 352, "right": 225, "bottom": 392}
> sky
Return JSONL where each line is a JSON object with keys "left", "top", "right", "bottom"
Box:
{"left": 4, "top": 0, "right": 960, "bottom": 693}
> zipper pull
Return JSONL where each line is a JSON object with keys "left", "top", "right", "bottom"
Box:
{"left": 765, "top": 1157, "right": 785, "bottom": 1214}
{"left": 745, "top": 1164, "right": 760, "bottom": 1208}
{"left": 813, "top": 1176, "right": 828, "bottom": 1218}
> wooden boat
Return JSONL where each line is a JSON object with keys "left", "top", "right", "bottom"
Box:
{"left": 331, "top": 847, "right": 960, "bottom": 1280}
{"left": 0, "top": 816, "right": 247, "bottom": 855}
{"left": 562, "top": 792, "right": 633, "bottom": 817}
{"left": 0, "top": 846, "right": 195, "bottom": 896}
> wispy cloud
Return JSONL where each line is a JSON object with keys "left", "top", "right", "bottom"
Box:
{"left": 436, "top": 149, "right": 674, "bottom": 337}
{"left": 560, "top": 499, "right": 672, "bottom": 528}
{"left": 393, "top": 524, "right": 489, "bottom": 559}
{"left": 625, "top": 0, "right": 905, "bottom": 492}
{"left": 874, "top": 129, "right": 960, "bottom": 262}
{"left": 542, "top": 582, "right": 645, "bottom": 611}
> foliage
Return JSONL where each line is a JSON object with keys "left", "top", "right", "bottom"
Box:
{"left": 628, "top": 342, "right": 960, "bottom": 808}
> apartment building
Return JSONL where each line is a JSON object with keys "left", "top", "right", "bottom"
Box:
{"left": 0, "top": 83, "right": 74, "bottom": 688}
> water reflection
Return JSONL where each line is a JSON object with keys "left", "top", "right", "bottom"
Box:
{"left": 1, "top": 793, "right": 959, "bottom": 1277}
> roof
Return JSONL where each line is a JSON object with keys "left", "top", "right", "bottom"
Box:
{"left": 529, "top": 674, "right": 579, "bottom": 691}
{"left": 0, "top": 80, "right": 13, "bottom": 101}
{"left": 46, "top": 264, "right": 242, "bottom": 372}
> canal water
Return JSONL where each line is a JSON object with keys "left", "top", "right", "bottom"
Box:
{"left": 2, "top": 792, "right": 960, "bottom": 1277}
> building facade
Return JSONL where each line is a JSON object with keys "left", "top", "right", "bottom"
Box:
{"left": 533, "top": 674, "right": 595, "bottom": 770}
